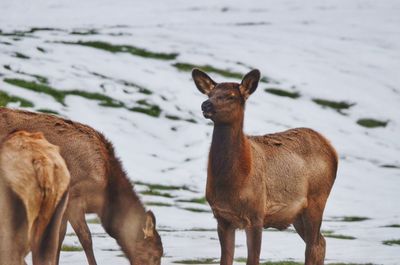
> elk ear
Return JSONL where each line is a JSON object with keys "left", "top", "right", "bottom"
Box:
{"left": 240, "top": 69, "right": 260, "bottom": 99}
{"left": 143, "top": 210, "right": 156, "bottom": 239}
{"left": 192, "top": 68, "right": 216, "bottom": 95}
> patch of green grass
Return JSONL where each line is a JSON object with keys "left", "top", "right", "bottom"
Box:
{"left": 37, "top": 47, "right": 46, "bottom": 53}
{"left": 181, "top": 207, "right": 211, "bottom": 213}
{"left": 136, "top": 181, "right": 190, "bottom": 191}
{"left": 70, "top": 29, "right": 98, "bottom": 35}
{"left": 145, "top": 201, "right": 173, "bottom": 207}
{"left": 36, "top": 108, "right": 59, "bottom": 115}
{"left": 383, "top": 239, "right": 400, "bottom": 246}
{"left": 383, "top": 224, "right": 400, "bottom": 228}
{"left": 140, "top": 189, "right": 175, "bottom": 198}
{"left": 341, "top": 216, "right": 370, "bottom": 222}
{"left": 62, "top": 41, "right": 178, "bottom": 60}
{"left": 265, "top": 88, "right": 301, "bottom": 99}
{"left": 177, "top": 197, "right": 207, "bottom": 204}
{"left": 68, "top": 90, "right": 124, "bottom": 107}
{"left": 61, "top": 244, "right": 83, "bottom": 252}
{"left": 380, "top": 164, "right": 400, "bottom": 169}
{"left": 4, "top": 78, "right": 161, "bottom": 117}
{"left": 312, "top": 98, "right": 355, "bottom": 112}
{"left": 14, "top": 52, "right": 30, "bottom": 59}
{"left": 4, "top": 65, "right": 48, "bottom": 83}
{"left": 322, "top": 230, "right": 356, "bottom": 240}
{"left": 357, "top": 118, "right": 388, "bottom": 128}
{"left": 129, "top": 105, "right": 161, "bottom": 117}
{"left": 4, "top": 78, "right": 65, "bottom": 104}
{"left": 173, "top": 258, "right": 218, "bottom": 264}
{"left": 0, "top": 90, "right": 34, "bottom": 107}
{"left": 0, "top": 28, "right": 60, "bottom": 37}
{"left": 165, "top": 114, "right": 197, "bottom": 123}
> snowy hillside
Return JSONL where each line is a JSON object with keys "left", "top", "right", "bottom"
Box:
{"left": 1, "top": 0, "right": 399, "bottom": 264}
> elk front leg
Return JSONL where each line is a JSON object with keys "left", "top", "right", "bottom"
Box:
{"left": 245, "top": 225, "right": 262, "bottom": 265}
{"left": 67, "top": 206, "right": 97, "bottom": 265}
{"left": 217, "top": 219, "right": 236, "bottom": 265}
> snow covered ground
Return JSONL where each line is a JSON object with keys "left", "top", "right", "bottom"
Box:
{"left": 1, "top": 0, "right": 400, "bottom": 264}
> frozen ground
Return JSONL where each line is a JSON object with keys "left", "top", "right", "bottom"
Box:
{"left": 1, "top": 0, "right": 400, "bottom": 264}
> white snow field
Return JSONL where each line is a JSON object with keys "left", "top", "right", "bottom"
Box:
{"left": 1, "top": 0, "right": 400, "bottom": 264}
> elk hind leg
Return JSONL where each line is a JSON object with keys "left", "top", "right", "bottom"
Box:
{"left": 302, "top": 201, "right": 326, "bottom": 265}
{"left": 67, "top": 204, "right": 97, "bottom": 265}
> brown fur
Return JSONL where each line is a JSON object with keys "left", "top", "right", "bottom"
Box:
{"left": 192, "top": 69, "right": 338, "bottom": 265}
{"left": 0, "top": 107, "right": 163, "bottom": 265}
{"left": 0, "top": 131, "right": 70, "bottom": 265}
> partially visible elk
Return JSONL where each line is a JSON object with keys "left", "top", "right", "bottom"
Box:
{"left": 192, "top": 68, "right": 338, "bottom": 265}
{"left": 0, "top": 131, "right": 70, "bottom": 265}
{"left": 0, "top": 108, "right": 163, "bottom": 265}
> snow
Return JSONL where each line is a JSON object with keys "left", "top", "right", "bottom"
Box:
{"left": 1, "top": 0, "right": 399, "bottom": 264}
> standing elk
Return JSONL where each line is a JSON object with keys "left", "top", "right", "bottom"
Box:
{"left": 0, "top": 131, "right": 70, "bottom": 265}
{"left": 192, "top": 69, "right": 338, "bottom": 265}
{"left": 0, "top": 108, "right": 163, "bottom": 265}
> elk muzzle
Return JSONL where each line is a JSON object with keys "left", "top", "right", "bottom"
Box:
{"left": 201, "top": 100, "right": 215, "bottom": 119}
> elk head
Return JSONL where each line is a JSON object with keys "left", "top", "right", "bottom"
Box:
{"left": 192, "top": 68, "right": 260, "bottom": 124}
{"left": 132, "top": 211, "right": 163, "bottom": 265}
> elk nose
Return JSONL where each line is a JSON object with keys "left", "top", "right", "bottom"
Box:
{"left": 201, "top": 100, "right": 214, "bottom": 112}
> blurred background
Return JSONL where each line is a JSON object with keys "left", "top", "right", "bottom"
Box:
{"left": 0, "top": 0, "right": 399, "bottom": 264}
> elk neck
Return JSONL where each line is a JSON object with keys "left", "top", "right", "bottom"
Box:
{"left": 209, "top": 116, "right": 252, "bottom": 183}
{"left": 100, "top": 150, "right": 146, "bottom": 261}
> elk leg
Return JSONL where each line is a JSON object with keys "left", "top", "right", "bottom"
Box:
{"left": 217, "top": 219, "right": 236, "bottom": 265}
{"left": 303, "top": 203, "right": 326, "bottom": 265}
{"left": 56, "top": 215, "right": 68, "bottom": 265}
{"left": 245, "top": 225, "right": 263, "bottom": 265}
{"left": 293, "top": 216, "right": 306, "bottom": 241}
{"left": 68, "top": 207, "right": 97, "bottom": 265}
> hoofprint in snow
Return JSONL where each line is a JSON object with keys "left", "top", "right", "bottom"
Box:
{"left": 0, "top": 0, "right": 399, "bottom": 264}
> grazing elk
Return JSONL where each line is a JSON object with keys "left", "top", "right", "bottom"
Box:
{"left": 0, "top": 108, "right": 163, "bottom": 265}
{"left": 0, "top": 131, "right": 70, "bottom": 265}
{"left": 192, "top": 69, "right": 338, "bottom": 265}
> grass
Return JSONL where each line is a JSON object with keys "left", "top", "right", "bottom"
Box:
{"left": 322, "top": 230, "right": 356, "bottom": 240}
{"left": 357, "top": 118, "right": 388, "bottom": 128}
{"left": 145, "top": 201, "right": 173, "bottom": 207}
{"left": 140, "top": 189, "right": 175, "bottom": 198}
{"left": 165, "top": 114, "right": 197, "bottom": 123}
{"left": 312, "top": 98, "right": 355, "bottom": 112}
{"left": 383, "top": 239, "right": 400, "bottom": 246}
{"left": 4, "top": 78, "right": 65, "bottom": 104}
{"left": 4, "top": 78, "right": 161, "bottom": 117}
{"left": 173, "top": 258, "right": 218, "bottom": 264}
{"left": 37, "top": 47, "right": 46, "bottom": 53}
{"left": 4, "top": 64, "right": 48, "bottom": 83}
{"left": 181, "top": 207, "right": 211, "bottom": 213}
{"left": 177, "top": 197, "right": 207, "bottom": 204}
{"left": 0, "top": 90, "right": 34, "bottom": 107}
{"left": 265, "top": 88, "right": 301, "bottom": 99}
{"left": 136, "top": 181, "right": 191, "bottom": 191}
{"left": 14, "top": 52, "right": 30, "bottom": 59}
{"left": 62, "top": 41, "right": 178, "bottom": 60}
{"left": 61, "top": 244, "right": 83, "bottom": 252}
{"left": 383, "top": 224, "right": 400, "bottom": 228}
{"left": 36, "top": 108, "right": 59, "bottom": 115}
{"left": 0, "top": 27, "right": 60, "bottom": 37}
{"left": 341, "top": 216, "right": 370, "bottom": 222}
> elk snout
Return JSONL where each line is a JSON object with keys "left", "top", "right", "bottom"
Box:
{"left": 201, "top": 100, "right": 215, "bottom": 118}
